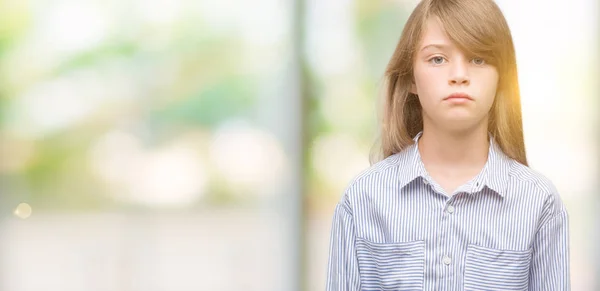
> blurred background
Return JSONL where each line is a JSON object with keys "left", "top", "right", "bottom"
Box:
{"left": 0, "top": 0, "right": 597, "bottom": 290}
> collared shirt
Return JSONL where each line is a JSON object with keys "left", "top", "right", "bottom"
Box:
{"left": 326, "top": 132, "right": 570, "bottom": 291}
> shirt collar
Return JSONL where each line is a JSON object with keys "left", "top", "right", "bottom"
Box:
{"left": 396, "top": 131, "right": 427, "bottom": 189}
{"left": 396, "top": 131, "right": 513, "bottom": 197}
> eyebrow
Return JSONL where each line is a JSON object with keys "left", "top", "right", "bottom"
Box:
{"left": 420, "top": 44, "right": 450, "bottom": 52}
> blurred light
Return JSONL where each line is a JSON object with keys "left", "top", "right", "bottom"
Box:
{"left": 10, "top": 78, "right": 97, "bottom": 137}
{"left": 311, "top": 134, "right": 369, "bottom": 190}
{"left": 209, "top": 121, "right": 287, "bottom": 195}
{"left": 306, "top": 0, "right": 359, "bottom": 76}
{"left": 89, "top": 130, "right": 142, "bottom": 185}
{"left": 35, "top": 1, "right": 110, "bottom": 55}
{"left": 137, "top": 0, "right": 183, "bottom": 26}
{"left": 8, "top": 65, "right": 143, "bottom": 138}
{"left": 238, "top": 0, "right": 288, "bottom": 47}
{"left": 89, "top": 130, "right": 208, "bottom": 207}
{"left": 13, "top": 203, "right": 32, "bottom": 219}
{"left": 129, "top": 144, "right": 208, "bottom": 207}
{"left": 196, "top": 0, "right": 239, "bottom": 32}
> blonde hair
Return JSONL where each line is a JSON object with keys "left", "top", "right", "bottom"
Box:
{"left": 371, "top": 0, "right": 527, "bottom": 166}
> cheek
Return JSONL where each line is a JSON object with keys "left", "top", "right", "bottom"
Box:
{"left": 480, "top": 72, "right": 499, "bottom": 107}
{"left": 413, "top": 67, "right": 440, "bottom": 97}
{"left": 414, "top": 70, "right": 444, "bottom": 109}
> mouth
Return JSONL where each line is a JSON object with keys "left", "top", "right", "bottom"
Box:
{"left": 444, "top": 92, "right": 473, "bottom": 101}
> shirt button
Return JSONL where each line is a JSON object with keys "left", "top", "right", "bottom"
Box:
{"left": 446, "top": 205, "right": 455, "bottom": 214}
{"left": 443, "top": 256, "right": 452, "bottom": 265}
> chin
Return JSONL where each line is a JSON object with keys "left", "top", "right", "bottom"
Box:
{"left": 440, "top": 112, "right": 491, "bottom": 131}
{"left": 444, "top": 113, "right": 476, "bottom": 122}
{"left": 438, "top": 117, "right": 480, "bottom": 131}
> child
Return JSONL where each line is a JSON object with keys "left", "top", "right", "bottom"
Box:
{"left": 325, "top": 0, "right": 570, "bottom": 290}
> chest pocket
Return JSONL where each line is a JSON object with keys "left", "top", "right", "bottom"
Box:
{"left": 463, "top": 244, "right": 532, "bottom": 291}
{"left": 356, "top": 238, "right": 425, "bottom": 291}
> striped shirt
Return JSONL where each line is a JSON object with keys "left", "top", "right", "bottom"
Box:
{"left": 326, "top": 132, "right": 570, "bottom": 291}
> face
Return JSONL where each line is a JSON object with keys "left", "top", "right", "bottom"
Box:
{"left": 411, "top": 17, "right": 498, "bottom": 132}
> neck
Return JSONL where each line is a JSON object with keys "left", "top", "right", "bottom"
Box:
{"left": 418, "top": 121, "right": 490, "bottom": 169}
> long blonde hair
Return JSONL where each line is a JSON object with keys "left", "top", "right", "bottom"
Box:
{"left": 371, "top": 0, "right": 527, "bottom": 166}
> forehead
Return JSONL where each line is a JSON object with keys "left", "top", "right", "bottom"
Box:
{"left": 418, "top": 18, "right": 453, "bottom": 50}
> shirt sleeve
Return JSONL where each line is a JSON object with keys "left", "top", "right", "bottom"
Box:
{"left": 528, "top": 210, "right": 570, "bottom": 290}
{"left": 326, "top": 203, "right": 361, "bottom": 291}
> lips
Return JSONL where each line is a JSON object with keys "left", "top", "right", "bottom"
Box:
{"left": 444, "top": 92, "right": 473, "bottom": 100}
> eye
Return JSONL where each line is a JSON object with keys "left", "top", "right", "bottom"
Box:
{"left": 429, "top": 56, "right": 446, "bottom": 65}
{"left": 472, "top": 58, "right": 486, "bottom": 65}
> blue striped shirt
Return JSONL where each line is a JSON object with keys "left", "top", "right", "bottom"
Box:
{"left": 326, "top": 132, "right": 570, "bottom": 290}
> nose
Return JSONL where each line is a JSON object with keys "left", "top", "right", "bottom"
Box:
{"left": 449, "top": 62, "right": 470, "bottom": 86}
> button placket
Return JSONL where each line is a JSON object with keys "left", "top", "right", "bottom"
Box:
{"left": 445, "top": 196, "right": 457, "bottom": 215}
{"left": 442, "top": 198, "right": 456, "bottom": 273}
{"left": 436, "top": 198, "right": 450, "bottom": 274}
{"left": 442, "top": 255, "right": 452, "bottom": 265}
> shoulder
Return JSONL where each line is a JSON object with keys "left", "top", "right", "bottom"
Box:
{"left": 337, "top": 153, "right": 403, "bottom": 210}
{"left": 509, "top": 161, "right": 567, "bottom": 217}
